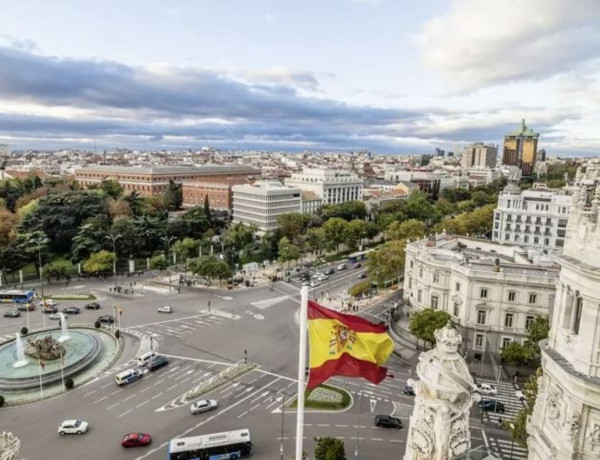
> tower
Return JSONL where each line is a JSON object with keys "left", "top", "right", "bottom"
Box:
{"left": 404, "top": 323, "right": 477, "bottom": 459}
{"left": 527, "top": 161, "right": 600, "bottom": 458}
{"left": 502, "top": 119, "right": 539, "bottom": 176}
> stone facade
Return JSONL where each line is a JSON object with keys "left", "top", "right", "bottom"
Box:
{"left": 527, "top": 161, "right": 600, "bottom": 459}
{"left": 285, "top": 168, "right": 363, "bottom": 205}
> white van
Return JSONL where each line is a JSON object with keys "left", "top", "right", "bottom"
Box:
{"left": 136, "top": 351, "right": 158, "bottom": 367}
{"left": 115, "top": 369, "right": 143, "bottom": 386}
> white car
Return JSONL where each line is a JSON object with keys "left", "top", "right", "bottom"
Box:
{"left": 58, "top": 419, "right": 89, "bottom": 435}
{"left": 310, "top": 280, "right": 320, "bottom": 287}
{"left": 40, "top": 299, "right": 58, "bottom": 307}
{"left": 190, "top": 399, "right": 218, "bottom": 414}
{"left": 475, "top": 383, "right": 498, "bottom": 396}
{"left": 157, "top": 306, "right": 173, "bottom": 313}
{"left": 49, "top": 313, "right": 61, "bottom": 320}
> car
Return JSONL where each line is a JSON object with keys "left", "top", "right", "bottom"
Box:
{"left": 317, "top": 274, "right": 328, "bottom": 281}
{"left": 354, "top": 263, "right": 362, "bottom": 269}
{"left": 121, "top": 432, "right": 152, "bottom": 448}
{"left": 190, "top": 399, "right": 218, "bottom": 414}
{"left": 374, "top": 415, "right": 403, "bottom": 429}
{"left": 478, "top": 400, "right": 505, "bottom": 413}
{"left": 17, "top": 303, "right": 36, "bottom": 312}
{"left": 3, "top": 309, "right": 20, "bottom": 318}
{"left": 515, "top": 390, "right": 526, "bottom": 402}
{"left": 98, "top": 315, "right": 115, "bottom": 324}
{"left": 49, "top": 313, "right": 61, "bottom": 320}
{"left": 115, "top": 369, "right": 144, "bottom": 386}
{"left": 157, "top": 306, "right": 173, "bottom": 314}
{"left": 337, "top": 263, "right": 347, "bottom": 271}
{"left": 62, "top": 307, "right": 81, "bottom": 315}
{"left": 42, "top": 306, "right": 58, "bottom": 314}
{"left": 58, "top": 419, "right": 89, "bottom": 435}
{"left": 324, "top": 268, "right": 335, "bottom": 275}
{"left": 84, "top": 302, "right": 101, "bottom": 310}
{"left": 358, "top": 273, "right": 368, "bottom": 279}
{"left": 302, "top": 281, "right": 310, "bottom": 287}
{"left": 310, "top": 280, "right": 320, "bottom": 287}
{"left": 146, "top": 355, "right": 169, "bottom": 371}
{"left": 39, "top": 299, "right": 57, "bottom": 307}
{"left": 475, "top": 383, "right": 498, "bottom": 396}
{"left": 403, "top": 385, "right": 415, "bottom": 396}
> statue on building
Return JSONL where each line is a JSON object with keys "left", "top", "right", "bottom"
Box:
{"left": 0, "top": 432, "right": 20, "bottom": 460}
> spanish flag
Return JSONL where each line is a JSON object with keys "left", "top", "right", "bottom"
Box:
{"left": 307, "top": 301, "right": 394, "bottom": 389}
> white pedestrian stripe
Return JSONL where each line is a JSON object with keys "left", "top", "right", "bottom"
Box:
{"left": 250, "top": 295, "right": 290, "bottom": 310}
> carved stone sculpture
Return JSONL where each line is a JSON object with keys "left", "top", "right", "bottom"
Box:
{"left": 588, "top": 423, "right": 600, "bottom": 454}
{"left": 0, "top": 432, "right": 20, "bottom": 460}
{"left": 24, "top": 334, "right": 65, "bottom": 360}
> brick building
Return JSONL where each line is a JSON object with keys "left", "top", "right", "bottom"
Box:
{"left": 182, "top": 177, "right": 251, "bottom": 211}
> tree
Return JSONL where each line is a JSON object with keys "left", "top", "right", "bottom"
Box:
{"left": 225, "top": 223, "right": 256, "bottom": 252}
{"left": 83, "top": 250, "right": 115, "bottom": 275}
{"left": 43, "top": 262, "right": 68, "bottom": 281}
{"left": 385, "top": 219, "right": 426, "bottom": 241}
{"left": 321, "top": 201, "right": 367, "bottom": 221}
{"left": 71, "top": 216, "right": 109, "bottom": 262}
{"left": 111, "top": 216, "right": 141, "bottom": 258}
{"left": 322, "top": 218, "right": 348, "bottom": 252}
{"left": 527, "top": 315, "right": 549, "bottom": 353}
{"left": 172, "top": 237, "right": 200, "bottom": 262}
{"left": 107, "top": 198, "right": 132, "bottom": 220}
{"left": 409, "top": 309, "right": 452, "bottom": 346}
{"left": 0, "top": 207, "right": 18, "bottom": 247}
{"left": 501, "top": 342, "right": 536, "bottom": 367}
{"left": 345, "top": 219, "right": 368, "bottom": 250}
{"left": 503, "top": 368, "right": 542, "bottom": 447}
{"left": 277, "top": 213, "right": 310, "bottom": 242}
{"left": 366, "top": 240, "right": 406, "bottom": 286}
{"left": 305, "top": 227, "right": 326, "bottom": 254}
{"left": 187, "top": 255, "right": 231, "bottom": 286}
{"left": 403, "top": 192, "right": 441, "bottom": 223}
{"left": 278, "top": 237, "right": 301, "bottom": 267}
{"left": 168, "top": 207, "right": 210, "bottom": 240}
{"left": 149, "top": 254, "right": 168, "bottom": 271}
{"left": 203, "top": 195, "right": 212, "bottom": 223}
{"left": 99, "top": 179, "right": 124, "bottom": 199}
{"left": 163, "top": 180, "right": 183, "bottom": 211}
{"left": 314, "top": 437, "right": 346, "bottom": 460}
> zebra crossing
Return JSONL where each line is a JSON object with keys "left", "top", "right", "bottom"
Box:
{"left": 0, "top": 333, "right": 14, "bottom": 344}
{"left": 487, "top": 435, "right": 528, "bottom": 459}
{"left": 124, "top": 313, "right": 228, "bottom": 339}
{"left": 249, "top": 295, "right": 290, "bottom": 310}
{"left": 476, "top": 377, "right": 525, "bottom": 422}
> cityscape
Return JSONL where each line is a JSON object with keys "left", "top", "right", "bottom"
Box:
{"left": 1, "top": 1, "right": 600, "bottom": 460}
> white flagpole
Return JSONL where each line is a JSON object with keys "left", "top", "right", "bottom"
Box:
{"left": 61, "top": 350, "right": 65, "bottom": 389}
{"left": 38, "top": 360, "right": 44, "bottom": 398}
{"left": 295, "top": 286, "right": 309, "bottom": 460}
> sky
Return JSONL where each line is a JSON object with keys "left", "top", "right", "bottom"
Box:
{"left": 0, "top": 0, "right": 599, "bottom": 155}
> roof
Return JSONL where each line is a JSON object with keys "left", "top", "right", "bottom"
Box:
{"left": 301, "top": 190, "right": 322, "bottom": 201}
{"left": 75, "top": 164, "right": 260, "bottom": 175}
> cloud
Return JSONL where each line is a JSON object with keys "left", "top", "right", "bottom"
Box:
{"left": 416, "top": 0, "right": 600, "bottom": 90}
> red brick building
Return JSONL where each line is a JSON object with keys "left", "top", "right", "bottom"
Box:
{"left": 182, "top": 177, "right": 251, "bottom": 210}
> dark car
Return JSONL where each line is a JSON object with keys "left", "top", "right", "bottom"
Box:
{"left": 403, "top": 386, "right": 415, "bottom": 396}
{"left": 121, "top": 432, "right": 151, "bottom": 448}
{"left": 42, "top": 306, "right": 58, "bottom": 314}
{"left": 374, "top": 415, "right": 403, "bottom": 429}
{"left": 98, "top": 315, "right": 115, "bottom": 324}
{"left": 354, "top": 263, "right": 362, "bottom": 269}
{"left": 62, "top": 307, "right": 81, "bottom": 315}
{"left": 358, "top": 273, "right": 367, "bottom": 279}
{"left": 478, "top": 400, "right": 505, "bottom": 413}
{"left": 17, "top": 303, "right": 36, "bottom": 312}
{"left": 3, "top": 309, "right": 20, "bottom": 318}
{"left": 324, "top": 268, "right": 335, "bottom": 275}
{"left": 146, "top": 355, "right": 169, "bottom": 371}
{"left": 85, "top": 302, "right": 101, "bottom": 310}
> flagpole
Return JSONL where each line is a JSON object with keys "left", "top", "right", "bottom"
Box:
{"left": 61, "top": 350, "right": 65, "bottom": 389}
{"left": 295, "top": 286, "right": 309, "bottom": 460}
{"left": 38, "top": 360, "right": 44, "bottom": 398}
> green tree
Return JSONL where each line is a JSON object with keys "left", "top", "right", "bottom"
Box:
{"left": 43, "top": 262, "right": 69, "bottom": 281}
{"left": 305, "top": 227, "right": 326, "bottom": 254}
{"left": 501, "top": 342, "right": 536, "bottom": 367}
{"left": 149, "top": 254, "right": 168, "bottom": 271}
{"left": 322, "top": 218, "right": 348, "bottom": 252}
{"left": 99, "top": 179, "right": 124, "bottom": 199}
{"left": 403, "top": 192, "right": 441, "bottom": 223}
{"left": 71, "top": 216, "right": 110, "bottom": 262}
{"left": 187, "top": 255, "right": 231, "bottom": 286}
{"left": 409, "top": 309, "right": 452, "bottom": 346}
{"left": 168, "top": 207, "right": 210, "bottom": 240}
{"left": 314, "top": 437, "right": 346, "bottom": 460}
{"left": 385, "top": 219, "right": 426, "bottom": 241}
{"left": 163, "top": 180, "right": 183, "bottom": 211}
{"left": 366, "top": 239, "right": 406, "bottom": 286}
{"left": 278, "top": 236, "right": 301, "bottom": 267}
{"left": 277, "top": 213, "right": 310, "bottom": 242}
{"left": 225, "top": 223, "right": 256, "bottom": 252}
{"left": 203, "top": 195, "right": 212, "bottom": 223}
{"left": 111, "top": 216, "right": 142, "bottom": 258}
{"left": 123, "top": 190, "right": 144, "bottom": 216}
{"left": 321, "top": 201, "right": 367, "bottom": 221}
{"left": 172, "top": 237, "right": 200, "bottom": 262}
{"left": 83, "top": 250, "right": 115, "bottom": 275}
{"left": 527, "top": 315, "right": 549, "bottom": 353}
{"left": 0, "top": 206, "right": 18, "bottom": 247}
{"left": 345, "top": 219, "right": 368, "bottom": 250}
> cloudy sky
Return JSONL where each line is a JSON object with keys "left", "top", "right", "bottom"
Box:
{"left": 1, "top": 0, "right": 599, "bottom": 154}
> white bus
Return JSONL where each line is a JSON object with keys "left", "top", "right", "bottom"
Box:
{"left": 168, "top": 429, "right": 252, "bottom": 459}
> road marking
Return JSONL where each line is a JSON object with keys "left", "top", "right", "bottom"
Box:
{"left": 481, "top": 429, "right": 489, "bottom": 448}
{"left": 140, "top": 386, "right": 152, "bottom": 393}
{"left": 389, "top": 439, "right": 404, "bottom": 443}
{"left": 109, "top": 389, "right": 121, "bottom": 396}
{"left": 151, "top": 392, "right": 164, "bottom": 400}
{"left": 136, "top": 400, "right": 149, "bottom": 408}
{"left": 125, "top": 313, "right": 210, "bottom": 329}
{"left": 250, "top": 391, "right": 270, "bottom": 403}
{"left": 316, "top": 424, "right": 329, "bottom": 427}
{"left": 106, "top": 402, "right": 120, "bottom": 410}
{"left": 153, "top": 378, "right": 166, "bottom": 387}
{"left": 166, "top": 384, "right": 178, "bottom": 392}
{"left": 335, "top": 425, "right": 349, "bottom": 428}
{"left": 249, "top": 403, "right": 261, "bottom": 412}
{"left": 237, "top": 410, "right": 248, "bottom": 419}
{"left": 84, "top": 389, "right": 97, "bottom": 397}
{"left": 123, "top": 394, "right": 137, "bottom": 402}
{"left": 234, "top": 387, "right": 254, "bottom": 399}
{"left": 100, "top": 382, "right": 113, "bottom": 389}
{"left": 371, "top": 438, "right": 383, "bottom": 441}
{"left": 118, "top": 409, "right": 133, "bottom": 418}
{"left": 93, "top": 395, "right": 109, "bottom": 404}
{"left": 178, "top": 377, "right": 191, "bottom": 385}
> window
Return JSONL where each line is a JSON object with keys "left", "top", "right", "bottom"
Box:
{"left": 409, "top": 260, "right": 414, "bottom": 269}
{"left": 524, "top": 236, "right": 529, "bottom": 243}
{"left": 475, "top": 333, "right": 484, "bottom": 348}
{"left": 430, "top": 295, "right": 439, "bottom": 309}
{"left": 433, "top": 272, "right": 439, "bottom": 284}
{"left": 501, "top": 337, "right": 512, "bottom": 349}
{"left": 419, "top": 267, "right": 423, "bottom": 278}
{"left": 408, "top": 277, "right": 412, "bottom": 289}
{"left": 525, "top": 315, "right": 535, "bottom": 330}
{"left": 529, "top": 294, "right": 537, "bottom": 304}
{"left": 480, "top": 288, "right": 488, "bottom": 299}
{"left": 504, "top": 313, "right": 514, "bottom": 328}
{"left": 417, "top": 290, "right": 422, "bottom": 303}
{"left": 455, "top": 282, "right": 461, "bottom": 292}
{"left": 477, "top": 310, "right": 487, "bottom": 325}
{"left": 574, "top": 297, "right": 583, "bottom": 335}
{"left": 453, "top": 302, "right": 459, "bottom": 317}
{"left": 508, "top": 291, "right": 516, "bottom": 302}
{"left": 504, "top": 234, "right": 510, "bottom": 240}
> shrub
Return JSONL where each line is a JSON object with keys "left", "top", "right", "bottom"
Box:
{"left": 348, "top": 281, "right": 370, "bottom": 298}
{"left": 65, "top": 378, "right": 74, "bottom": 390}
{"left": 115, "top": 329, "right": 120, "bottom": 339}
{"left": 0, "top": 395, "right": 4, "bottom": 407}
{"left": 20, "top": 327, "right": 28, "bottom": 336}
{"left": 94, "top": 320, "right": 101, "bottom": 329}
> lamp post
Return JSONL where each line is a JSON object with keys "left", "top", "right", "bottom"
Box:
{"left": 278, "top": 390, "right": 286, "bottom": 460}
{"left": 509, "top": 423, "right": 515, "bottom": 459}
{"left": 355, "top": 391, "right": 362, "bottom": 458}
{"left": 106, "top": 233, "right": 121, "bottom": 289}
{"left": 31, "top": 236, "right": 49, "bottom": 329}
{"left": 162, "top": 236, "right": 175, "bottom": 292}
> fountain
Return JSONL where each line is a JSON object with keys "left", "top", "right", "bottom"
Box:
{"left": 12, "top": 333, "right": 29, "bottom": 369}
{"left": 58, "top": 313, "right": 71, "bottom": 343}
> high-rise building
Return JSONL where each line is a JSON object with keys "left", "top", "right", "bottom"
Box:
{"left": 461, "top": 142, "right": 498, "bottom": 169}
{"left": 527, "top": 162, "right": 600, "bottom": 459}
{"left": 502, "top": 119, "right": 540, "bottom": 176}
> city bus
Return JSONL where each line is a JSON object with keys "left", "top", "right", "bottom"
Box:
{"left": 347, "top": 249, "right": 374, "bottom": 263}
{"left": 168, "top": 429, "right": 252, "bottom": 459}
{"left": 0, "top": 290, "right": 35, "bottom": 304}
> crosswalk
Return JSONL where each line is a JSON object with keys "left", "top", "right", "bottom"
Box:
{"left": 250, "top": 295, "right": 290, "bottom": 310}
{"left": 124, "top": 313, "right": 228, "bottom": 339}
{"left": 476, "top": 377, "right": 525, "bottom": 423}
{"left": 487, "top": 435, "right": 528, "bottom": 459}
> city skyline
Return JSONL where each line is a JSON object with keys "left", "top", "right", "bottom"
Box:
{"left": 1, "top": 0, "right": 599, "bottom": 155}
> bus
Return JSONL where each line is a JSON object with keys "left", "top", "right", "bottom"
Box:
{"left": 0, "top": 290, "right": 35, "bottom": 304}
{"left": 347, "top": 249, "right": 374, "bottom": 263}
{"left": 168, "top": 429, "right": 252, "bottom": 460}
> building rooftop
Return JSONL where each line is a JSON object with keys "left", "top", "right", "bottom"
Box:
{"left": 301, "top": 190, "right": 322, "bottom": 201}
{"left": 506, "top": 119, "right": 539, "bottom": 138}
{"left": 75, "top": 164, "right": 260, "bottom": 175}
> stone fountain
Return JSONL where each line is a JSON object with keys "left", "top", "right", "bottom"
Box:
{"left": 24, "top": 334, "right": 65, "bottom": 360}
{"left": 11, "top": 333, "right": 29, "bottom": 369}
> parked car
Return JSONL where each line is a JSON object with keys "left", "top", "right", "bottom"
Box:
{"left": 121, "top": 432, "right": 152, "bottom": 448}
{"left": 475, "top": 383, "right": 498, "bottom": 396}
{"left": 42, "top": 306, "right": 58, "bottom": 314}
{"left": 62, "top": 307, "right": 81, "bottom": 315}
{"left": 39, "top": 299, "right": 57, "bottom": 307}
{"left": 49, "top": 313, "right": 61, "bottom": 320}
{"left": 374, "top": 415, "right": 403, "bottom": 429}
{"left": 146, "top": 355, "right": 169, "bottom": 371}
{"left": 354, "top": 263, "right": 362, "bottom": 269}
{"left": 84, "top": 302, "right": 101, "bottom": 310}
{"left": 58, "top": 419, "right": 89, "bottom": 435}
{"left": 324, "top": 268, "right": 335, "bottom": 275}
{"left": 17, "top": 303, "right": 36, "bottom": 312}
{"left": 358, "top": 273, "right": 368, "bottom": 279}
{"left": 3, "top": 309, "right": 20, "bottom": 318}
{"left": 157, "top": 306, "right": 173, "bottom": 314}
{"left": 403, "top": 386, "right": 415, "bottom": 396}
{"left": 190, "top": 399, "right": 218, "bottom": 414}
{"left": 337, "top": 263, "right": 348, "bottom": 271}
{"left": 478, "top": 400, "right": 505, "bottom": 413}
{"left": 98, "top": 315, "right": 115, "bottom": 324}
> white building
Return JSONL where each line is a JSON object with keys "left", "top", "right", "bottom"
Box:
{"left": 300, "top": 191, "right": 322, "bottom": 216}
{"left": 461, "top": 142, "right": 498, "bottom": 170}
{"left": 527, "top": 163, "right": 600, "bottom": 459}
{"left": 404, "top": 234, "right": 558, "bottom": 354}
{"left": 232, "top": 181, "right": 301, "bottom": 232}
{"left": 492, "top": 181, "right": 573, "bottom": 254}
{"left": 285, "top": 168, "right": 363, "bottom": 205}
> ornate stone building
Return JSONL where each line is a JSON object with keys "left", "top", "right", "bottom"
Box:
{"left": 527, "top": 162, "right": 600, "bottom": 458}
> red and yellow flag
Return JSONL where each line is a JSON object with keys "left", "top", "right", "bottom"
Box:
{"left": 307, "top": 301, "right": 393, "bottom": 389}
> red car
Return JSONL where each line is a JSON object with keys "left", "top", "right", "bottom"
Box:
{"left": 121, "top": 432, "right": 151, "bottom": 448}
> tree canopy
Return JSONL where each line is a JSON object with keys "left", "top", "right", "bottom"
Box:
{"left": 409, "top": 308, "right": 452, "bottom": 345}
{"left": 83, "top": 250, "right": 114, "bottom": 275}
{"left": 314, "top": 437, "right": 346, "bottom": 460}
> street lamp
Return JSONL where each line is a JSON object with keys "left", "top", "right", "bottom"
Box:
{"left": 509, "top": 423, "right": 515, "bottom": 459}
{"left": 162, "top": 235, "right": 176, "bottom": 292}
{"left": 106, "top": 233, "right": 121, "bottom": 289}
{"left": 31, "top": 236, "right": 49, "bottom": 329}
{"left": 355, "top": 391, "right": 362, "bottom": 458}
